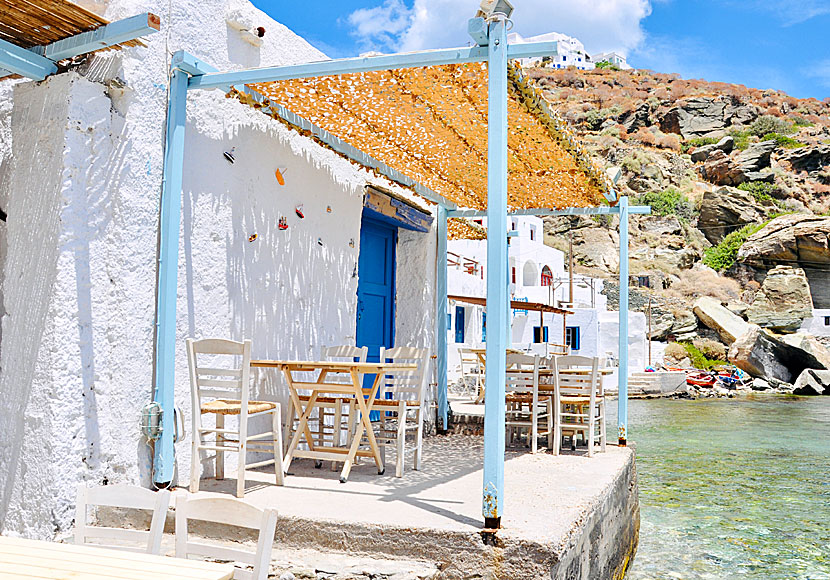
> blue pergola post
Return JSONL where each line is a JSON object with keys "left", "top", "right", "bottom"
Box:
{"left": 482, "top": 16, "right": 509, "bottom": 529}
{"left": 152, "top": 67, "right": 188, "bottom": 486}
{"left": 436, "top": 205, "right": 449, "bottom": 431}
{"left": 617, "top": 195, "right": 630, "bottom": 445}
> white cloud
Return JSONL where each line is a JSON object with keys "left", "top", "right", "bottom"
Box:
{"left": 347, "top": 0, "right": 415, "bottom": 52}
{"left": 805, "top": 60, "right": 830, "bottom": 89}
{"left": 347, "top": 0, "right": 652, "bottom": 56}
{"left": 745, "top": 0, "right": 830, "bottom": 26}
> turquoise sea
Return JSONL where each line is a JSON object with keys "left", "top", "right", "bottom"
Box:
{"left": 610, "top": 397, "right": 830, "bottom": 580}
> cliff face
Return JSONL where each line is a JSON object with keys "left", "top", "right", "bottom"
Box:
{"left": 529, "top": 66, "right": 830, "bottom": 373}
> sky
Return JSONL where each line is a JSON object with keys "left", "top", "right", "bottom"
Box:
{"left": 253, "top": 0, "right": 830, "bottom": 101}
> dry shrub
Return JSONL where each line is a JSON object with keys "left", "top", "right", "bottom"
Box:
{"left": 631, "top": 126, "right": 658, "bottom": 146}
{"left": 667, "top": 269, "right": 741, "bottom": 302}
{"left": 656, "top": 132, "right": 682, "bottom": 151}
{"left": 692, "top": 338, "right": 726, "bottom": 360}
{"left": 664, "top": 342, "right": 688, "bottom": 362}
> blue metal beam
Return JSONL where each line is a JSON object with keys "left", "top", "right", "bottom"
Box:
{"left": 152, "top": 66, "right": 189, "bottom": 485}
{"left": 171, "top": 50, "right": 217, "bottom": 76}
{"left": 188, "top": 41, "right": 559, "bottom": 91}
{"left": 235, "top": 85, "right": 458, "bottom": 209}
{"left": 482, "top": 17, "right": 508, "bottom": 529}
{"left": 448, "top": 205, "right": 651, "bottom": 218}
{"left": 617, "top": 196, "right": 630, "bottom": 446}
{"left": 0, "top": 38, "right": 57, "bottom": 81}
{"left": 35, "top": 13, "right": 160, "bottom": 61}
{"left": 436, "top": 205, "right": 449, "bottom": 431}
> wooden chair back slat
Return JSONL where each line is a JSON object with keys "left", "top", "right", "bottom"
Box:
{"left": 175, "top": 495, "right": 278, "bottom": 580}
{"left": 378, "top": 346, "right": 429, "bottom": 403}
{"left": 74, "top": 485, "right": 170, "bottom": 555}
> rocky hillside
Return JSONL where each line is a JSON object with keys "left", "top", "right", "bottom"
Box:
{"left": 529, "top": 67, "right": 830, "bottom": 393}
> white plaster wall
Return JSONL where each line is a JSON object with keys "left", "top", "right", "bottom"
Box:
{"left": 0, "top": 0, "right": 440, "bottom": 538}
{"left": 799, "top": 309, "right": 830, "bottom": 337}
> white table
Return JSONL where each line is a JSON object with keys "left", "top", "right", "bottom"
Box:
{"left": 0, "top": 536, "right": 234, "bottom": 579}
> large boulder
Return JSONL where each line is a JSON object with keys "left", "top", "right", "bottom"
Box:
{"left": 737, "top": 214, "right": 830, "bottom": 266}
{"left": 691, "top": 136, "right": 735, "bottom": 162}
{"left": 693, "top": 296, "right": 750, "bottom": 345}
{"left": 792, "top": 369, "right": 830, "bottom": 395}
{"left": 572, "top": 227, "right": 620, "bottom": 273}
{"left": 745, "top": 265, "right": 814, "bottom": 332}
{"left": 728, "top": 326, "right": 830, "bottom": 382}
{"left": 659, "top": 97, "right": 759, "bottom": 139}
{"left": 780, "top": 144, "right": 830, "bottom": 174}
{"left": 779, "top": 333, "right": 830, "bottom": 369}
{"left": 619, "top": 102, "right": 651, "bottom": 133}
{"left": 700, "top": 150, "right": 746, "bottom": 186}
{"left": 737, "top": 140, "right": 777, "bottom": 173}
{"left": 697, "top": 186, "right": 768, "bottom": 243}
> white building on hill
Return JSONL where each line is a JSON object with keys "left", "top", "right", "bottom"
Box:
{"left": 507, "top": 32, "right": 595, "bottom": 70}
{"left": 447, "top": 216, "right": 646, "bottom": 388}
{"left": 592, "top": 51, "right": 632, "bottom": 70}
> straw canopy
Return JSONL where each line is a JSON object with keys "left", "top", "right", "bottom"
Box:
{"left": 229, "top": 61, "right": 609, "bottom": 211}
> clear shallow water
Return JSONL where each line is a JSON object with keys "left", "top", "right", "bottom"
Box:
{"left": 608, "top": 396, "right": 830, "bottom": 580}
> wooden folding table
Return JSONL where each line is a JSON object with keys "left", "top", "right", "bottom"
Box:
{"left": 250, "top": 360, "right": 416, "bottom": 483}
{"left": 0, "top": 535, "right": 233, "bottom": 579}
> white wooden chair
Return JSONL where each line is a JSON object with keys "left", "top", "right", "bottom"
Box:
{"left": 552, "top": 355, "right": 606, "bottom": 457}
{"left": 373, "top": 346, "right": 430, "bottom": 477}
{"left": 175, "top": 494, "right": 278, "bottom": 580}
{"left": 187, "top": 338, "right": 284, "bottom": 498}
{"left": 504, "top": 353, "right": 553, "bottom": 454}
{"left": 458, "top": 347, "right": 483, "bottom": 399}
{"left": 74, "top": 484, "right": 170, "bottom": 554}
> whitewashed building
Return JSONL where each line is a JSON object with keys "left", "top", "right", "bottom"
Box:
{"left": 507, "top": 32, "right": 595, "bottom": 70}
{"left": 592, "top": 51, "right": 632, "bottom": 70}
{"left": 447, "top": 216, "right": 646, "bottom": 387}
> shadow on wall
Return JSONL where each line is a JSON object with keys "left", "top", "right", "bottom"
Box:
{"left": 180, "top": 109, "right": 364, "bottom": 469}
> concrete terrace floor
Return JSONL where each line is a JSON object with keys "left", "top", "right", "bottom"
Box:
{"left": 197, "top": 433, "right": 633, "bottom": 546}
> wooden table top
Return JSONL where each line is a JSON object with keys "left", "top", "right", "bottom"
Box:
{"left": 0, "top": 536, "right": 234, "bottom": 579}
{"left": 250, "top": 360, "right": 416, "bottom": 371}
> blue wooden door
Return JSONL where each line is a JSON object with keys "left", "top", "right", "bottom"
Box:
{"left": 356, "top": 217, "right": 396, "bottom": 364}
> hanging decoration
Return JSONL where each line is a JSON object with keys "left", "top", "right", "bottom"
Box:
{"left": 349, "top": 238, "right": 355, "bottom": 248}
{"left": 326, "top": 205, "right": 332, "bottom": 213}
{"left": 223, "top": 147, "right": 236, "bottom": 164}
{"left": 294, "top": 204, "right": 305, "bottom": 219}
{"left": 248, "top": 233, "right": 258, "bottom": 242}
{"left": 275, "top": 167, "right": 286, "bottom": 185}
{"left": 317, "top": 238, "right": 323, "bottom": 247}
{"left": 278, "top": 217, "right": 288, "bottom": 230}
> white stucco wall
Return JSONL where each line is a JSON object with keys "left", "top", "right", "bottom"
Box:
{"left": 0, "top": 0, "right": 439, "bottom": 538}
{"left": 799, "top": 309, "right": 830, "bottom": 337}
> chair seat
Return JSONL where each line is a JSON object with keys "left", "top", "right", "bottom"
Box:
{"left": 372, "top": 398, "right": 421, "bottom": 407}
{"left": 297, "top": 395, "right": 352, "bottom": 404}
{"left": 505, "top": 392, "right": 541, "bottom": 403}
{"left": 201, "top": 399, "right": 277, "bottom": 415}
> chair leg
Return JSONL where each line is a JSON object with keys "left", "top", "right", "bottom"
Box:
{"left": 546, "top": 397, "right": 554, "bottom": 452}
{"left": 332, "top": 399, "right": 343, "bottom": 471}
{"left": 395, "top": 402, "right": 406, "bottom": 478}
{"left": 215, "top": 413, "right": 225, "bottom": 481}
{"left": 190, "top": 432, "right": 201, "bottom": 493}
{"left": 587, "top": 412, "right": 595, "bottom": 458}
{"left": 414, "top": 409, "right": 423, "bottom": 471}
{"left": 272, "top": 408, "right": 285, "bottom": 486}
{"left": 600, "top": 400, "right": 607, "bottom": 452}
{"left": 531, "top": 400, "right": 538, "bottom": 454}
{"left": 237, "top": 431, "right": 246, "bottom": 498}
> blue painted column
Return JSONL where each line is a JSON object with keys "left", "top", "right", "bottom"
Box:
{"left": 436, "top": 204, "right": 449, "bottom": 430}
{"left": 617, "top": 195, "right": 629, "bottom": 446}
{"left": 152, "top": 67, "right": 188, "bottom": 485}
{"left": 482, "top": 17, "right": 508, "bottom": 529}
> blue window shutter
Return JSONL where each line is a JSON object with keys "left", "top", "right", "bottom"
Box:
{"left": 447, "top": 313, "right": 452, "bottom": 330}
{"left": 482, "top": 312, "right": 487, "bottom": 342}
{"left": 455, "top": 306, "right": 465, "bottom": 343}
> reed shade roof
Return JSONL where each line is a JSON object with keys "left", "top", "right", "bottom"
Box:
{"left": 0, "top": 0, "right": 145, "bottom": 78}
{"left": 232, "top": 62, "right": 610, "bottom": 211}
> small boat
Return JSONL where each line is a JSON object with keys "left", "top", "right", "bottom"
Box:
{"left": 715, "top": 366, "right": 750, "bottom": 389}
{"left": 686, "top": 370, "right": 716, "bottom": 387}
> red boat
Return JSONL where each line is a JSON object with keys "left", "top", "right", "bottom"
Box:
{"left": 686, "top": 370, "right": 716, "bottom": 387}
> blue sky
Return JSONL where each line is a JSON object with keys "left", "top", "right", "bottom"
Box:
{"left": 253, "top": 0, "right": 830, "bottom": 100}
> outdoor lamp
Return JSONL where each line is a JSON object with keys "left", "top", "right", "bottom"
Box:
{"left": 477, "top": 0, "right": 514, "bottom": 19}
